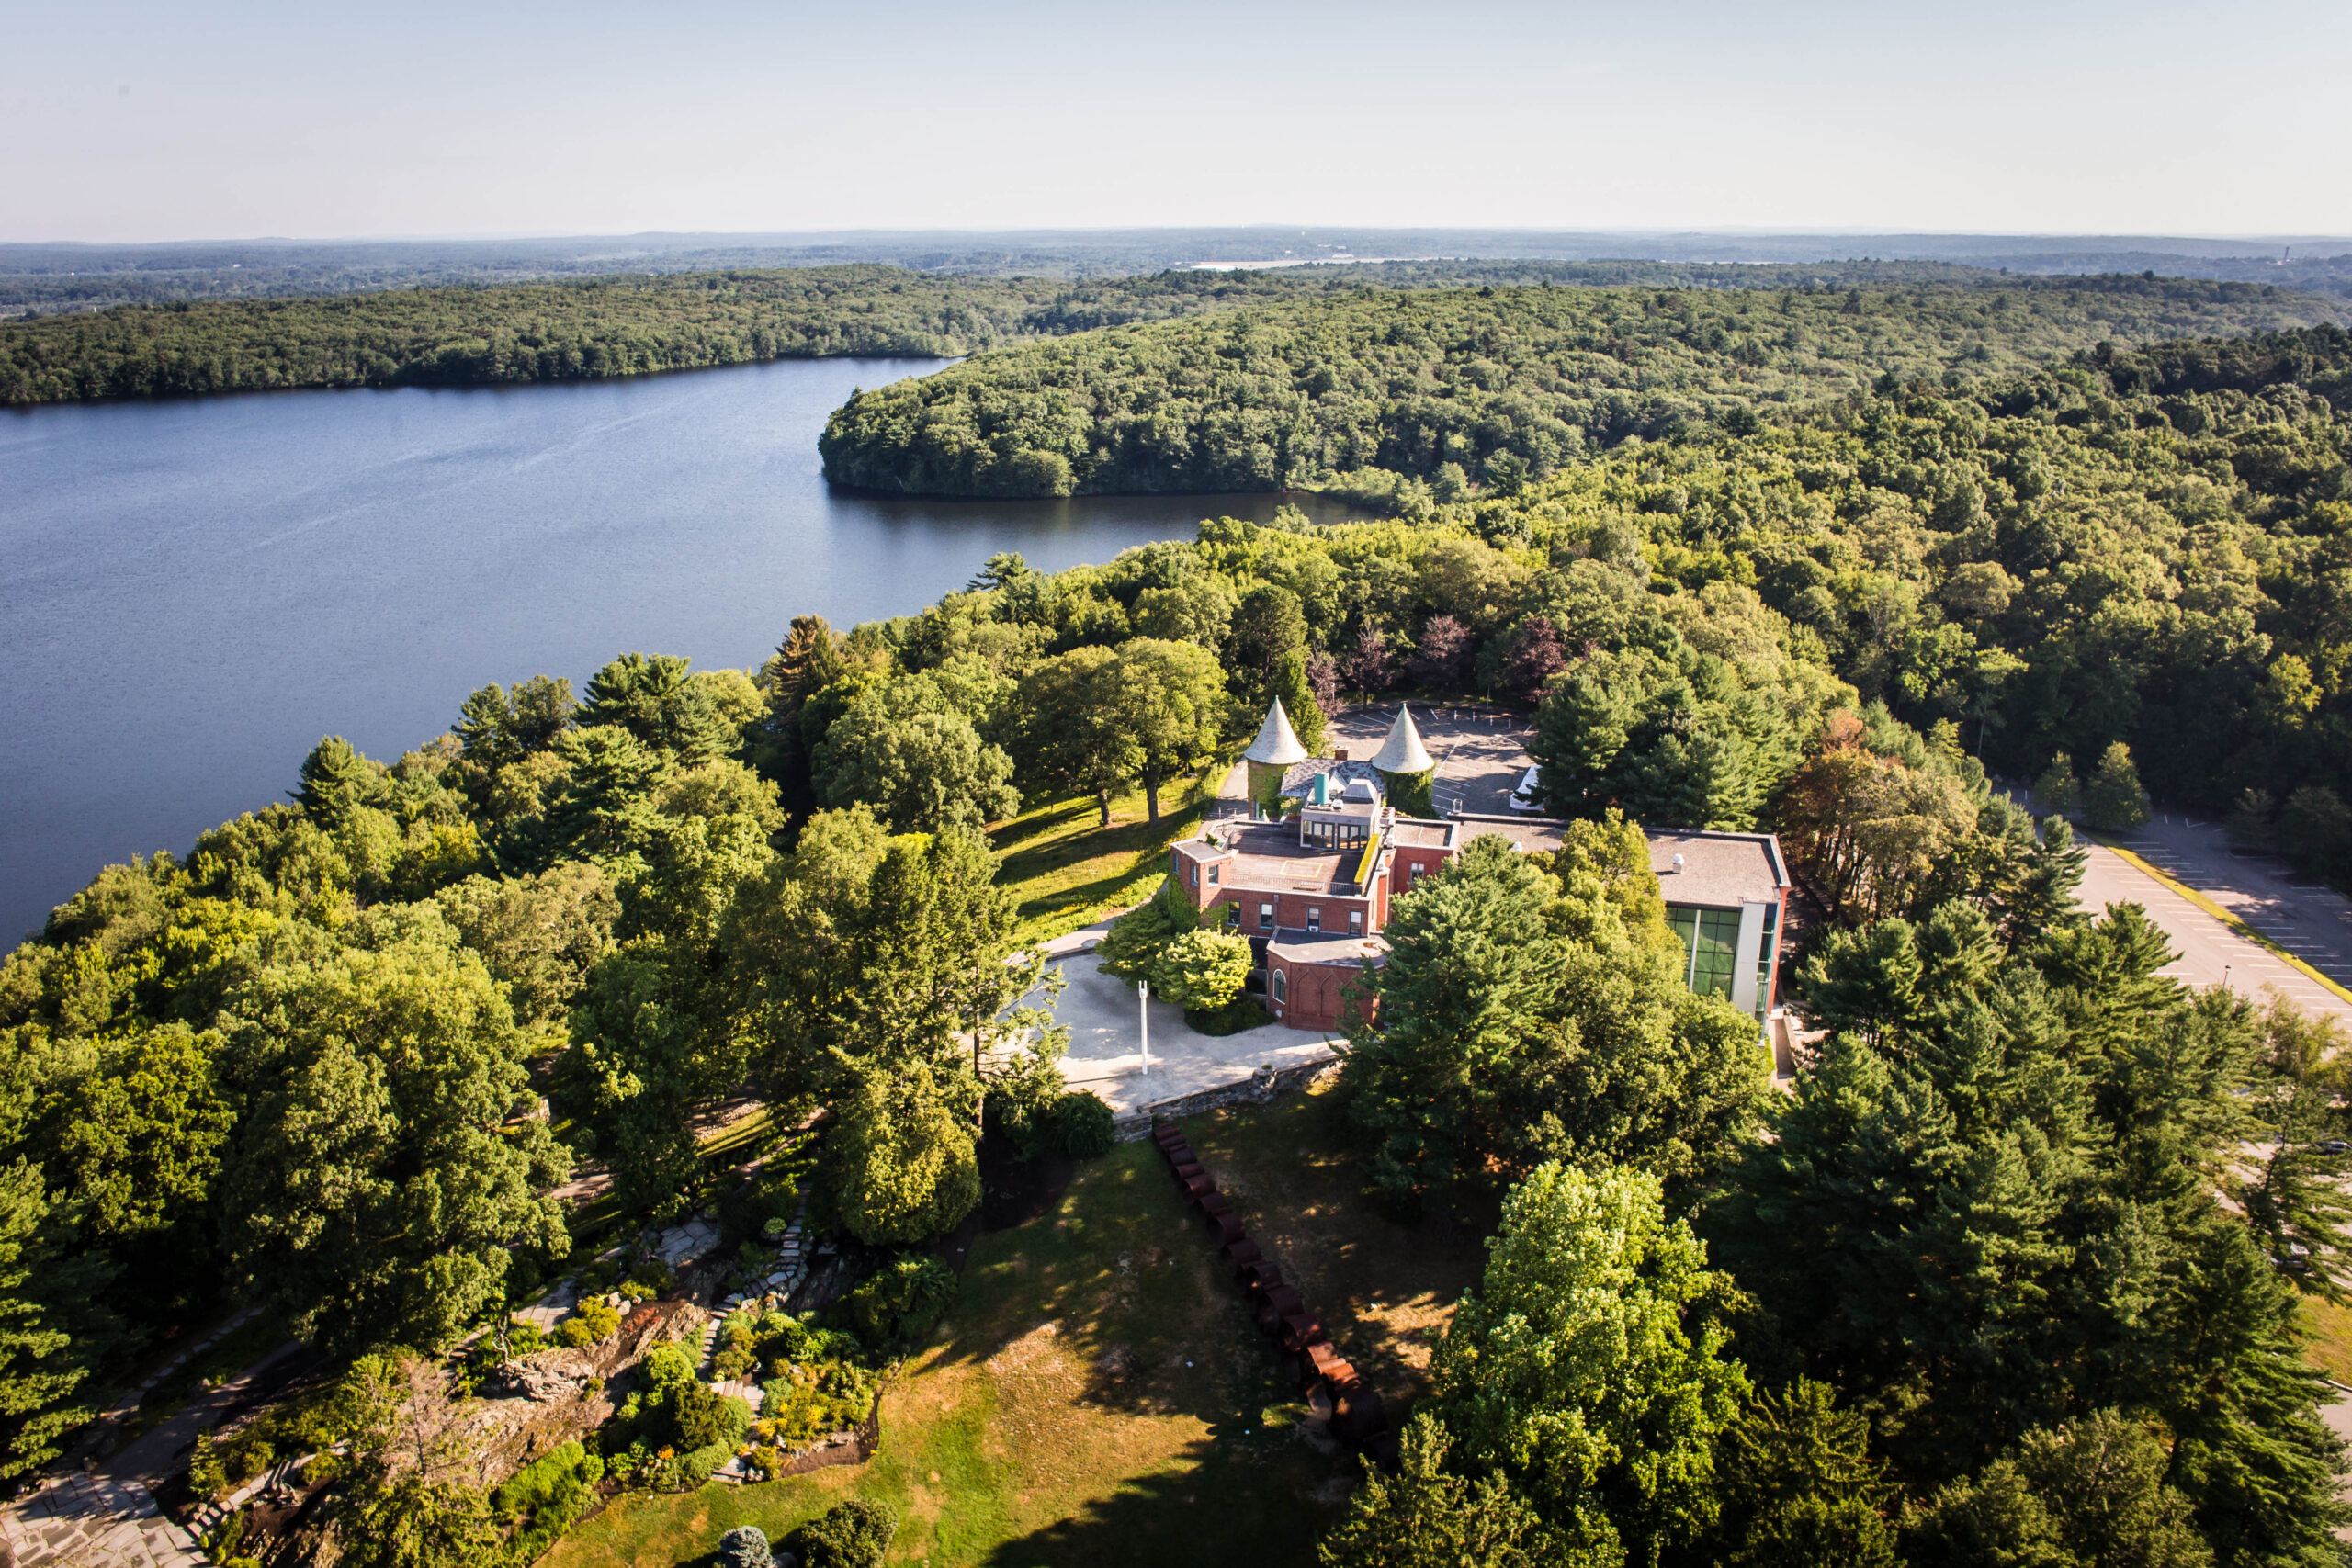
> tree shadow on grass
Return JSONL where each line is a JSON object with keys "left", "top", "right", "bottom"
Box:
{"left": 979, "top": 1424, "right": 1348, "bottom": 1568}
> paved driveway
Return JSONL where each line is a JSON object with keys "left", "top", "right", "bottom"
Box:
{"left": 1023, "top": 936, "right": 1337, "bottom": 1113}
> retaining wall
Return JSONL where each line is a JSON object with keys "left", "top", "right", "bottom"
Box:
{"left": 1110, "top": 1051, "right": 1341, "bottom": 1142}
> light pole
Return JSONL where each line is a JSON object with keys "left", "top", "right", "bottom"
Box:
{"left": 1137, "top": 979, "right": 1150, "bottom": 1079}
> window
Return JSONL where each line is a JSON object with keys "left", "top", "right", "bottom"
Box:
{"left": 1666, "top": 907, "right": 1740, "bottom": 999}
{"left": 1306, "top": 907, "right": 1322, "bottom": 932}
{"left": 1755, "top": 903, "right": 1778, "bottom": 1016}
{"left": 1206, "top": 863, "right": 1219, "bottom": 886}
{"left": 1272, "top": 968, "right": 1287, "bottom": 1005}
{"left": 1692, "top": 910, "right": 1740, "bottom": 998}
{"left": 1409, "top": 862, "right": 1428, "bottom": 885}
{"left": 1259, "top": 901, "right": 1274, "bottom": 929}
{"left": 1348, "top": 909, "right": 1363, "bottom": 935}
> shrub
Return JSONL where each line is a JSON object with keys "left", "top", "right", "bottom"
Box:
{"left": 640, "top": 1341, "right": 698, "bottom": 1392}
{"left": 789, "top": 1497, "right": 899, "bottom": 1568}
{"left": 719, "top": 1525, "right": 775, "bottom": 1568}
{"left": 1095, "top": 876, "right": 1198, "bottom": 984}
{"left": 1044, "top": 1091, "right": 1116, "bottom": 1158}
{"left": 675, "top": 1440, "right": 732, "bottom": 1489}
{"left": 839, "top": 1255, "right": 956, "bottom": 1348}
{"left": 711, "top": 1313, "right": 760, "bottom": 1382}
{"left": 1150, "top": 928, "right": 1252, "bottom": 1011}
{"left": 503, "top": 1316, "right": 546, "bottom": 1356}
{"left": 555, "top": 1295, "right": 620, "bottom": 1348}
{"left": 671, "top": 1384, "right": 737, "bottom": 1450}
{"left": 1186, "top": 994, "right": 1274, "bottom": 1036}
{"left": 492, "top": 1439, "right": 604, "bottom": 1522}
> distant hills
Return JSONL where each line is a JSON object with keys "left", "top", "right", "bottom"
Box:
{"left": 5, "top": 228, "right": 2350, "bottom": 315}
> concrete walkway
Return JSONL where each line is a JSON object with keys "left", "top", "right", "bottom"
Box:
{"left": 1026, "top": 929, "right": 1338, "bottom": 1114}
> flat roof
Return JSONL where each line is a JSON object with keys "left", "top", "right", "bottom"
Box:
{"left": 1267, "top": 931, "right": 1387, "bottom": 965}
{"left": 1649, "top": 829, "right": 1791, "bottom": 908}
{"left": 1449, "top": 813, "right": 1569, "bottom": 854}
{"left": 1187, "top": 822, "right": 1363, "bottom": 894}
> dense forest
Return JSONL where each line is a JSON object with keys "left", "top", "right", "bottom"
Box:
{"left": 5, "top": 285, "right": 2351, "bottom": 1563}
{"left": 2, "top": 261, "right": 2329, "bottom": 408}
{"left": 817, "top": 276, "right": 2341, "bottom": 500}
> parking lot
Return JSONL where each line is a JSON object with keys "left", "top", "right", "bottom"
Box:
{"left": 1325, "top": 701, "right": 1537, "bottom": 818}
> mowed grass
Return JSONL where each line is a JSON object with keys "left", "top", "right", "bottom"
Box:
{"left": 541, "top": 1112, "right": 1388, "bottom": 1568}
{"left": 2298, "top": 1293, "right": 2352, "bottom": 1387}
{"left": 989, "top": 770, "right": 1223, "bottom": 944}
{"left": 1167, "top": 1079, "right": 1489, "bottom": 1406}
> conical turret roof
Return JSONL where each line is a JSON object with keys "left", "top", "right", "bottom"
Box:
{"left": 1242, "top": 696, "right": 1309, "bottom": 766}
{"left": 1370, "top": 703, "right": 1435, "bottom": 775}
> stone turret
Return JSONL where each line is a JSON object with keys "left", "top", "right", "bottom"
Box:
{"left": 1243, "top": 696, "right": 1310, "bottom": 813}
{"left": 1243, "top": 697, "right": 1309, "bottom": 767}
{"left": 1371, "top": 703, "right": 1437, "bottom": 818}
{"left": 1369, "top": 704, "right": 1433, "bottom": 775}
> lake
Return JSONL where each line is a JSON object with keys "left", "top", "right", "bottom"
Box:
{"left": 0, "top": 358, "right": 1347, "bottom": 941}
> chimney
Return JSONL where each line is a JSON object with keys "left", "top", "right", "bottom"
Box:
{"left": 1333, "top": 748, "right": 1350, "bottom": 761}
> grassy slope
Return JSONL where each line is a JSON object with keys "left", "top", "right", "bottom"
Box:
{"left": 989, "top": 771, "right": 1222, "bottom": 945}
{"left": 542, "top": 1081, "right": 1477, "bottom": 1568}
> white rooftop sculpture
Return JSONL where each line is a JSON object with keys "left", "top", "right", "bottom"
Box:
{"left": 1242, "top": 695, "right": 1310, "bottom": 766}
{"left": 1369, "top": 702, "right": 1435, "bottom": 775}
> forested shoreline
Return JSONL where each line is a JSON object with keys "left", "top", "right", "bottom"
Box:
{"left": 3, "top": 259, "right": 2329, "bottom": 409}
{"left": 819, "top": 275, "right": 2342, "bottom": 500}
{"left": 5, "top": 284, "right": 2351, "bottom": 1565}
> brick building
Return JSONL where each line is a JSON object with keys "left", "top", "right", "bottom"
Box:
{"left": 1168, "top": 703, "right": 1792, "bottom": 1035}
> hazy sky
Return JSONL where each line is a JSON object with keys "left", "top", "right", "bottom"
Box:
{"left": 6, "top": 0, "right": 2346, "bottom": 243}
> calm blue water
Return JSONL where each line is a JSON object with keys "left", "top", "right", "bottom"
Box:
{"left": 0, "top": 359, "right": 1341, "bottom": 940}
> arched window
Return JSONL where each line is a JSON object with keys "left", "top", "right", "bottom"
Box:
{"left": 1272, "top": 967, "right": 1288, "bottom": 1006}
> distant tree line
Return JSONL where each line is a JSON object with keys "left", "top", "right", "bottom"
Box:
{"left": 817, "top": 276, "right": 2335, "bottom": 501}
{"left": 4, "top": 261, "right": 2324, "bottom": 407}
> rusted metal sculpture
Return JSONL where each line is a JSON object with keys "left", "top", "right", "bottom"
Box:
{"left": 1149, "top": 1118, "right": 1393, "bottom": 1465}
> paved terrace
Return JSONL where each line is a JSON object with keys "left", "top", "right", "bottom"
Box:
{"left": 1024, "top": 928, "right": 1338, "bottom": 1114}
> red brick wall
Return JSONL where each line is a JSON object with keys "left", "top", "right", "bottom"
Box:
{"left": 1219, "top": 889, "right": 1371, "bottom": 936}
{"left": 1269, "top": 953, "right": 1376, "bottom": 1032}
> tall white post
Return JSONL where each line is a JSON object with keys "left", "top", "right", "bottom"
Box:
{"left": 1137, "top": 980, "right": 1150, "bottom": 1078}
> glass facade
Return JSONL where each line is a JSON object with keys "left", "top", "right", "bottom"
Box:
{"left": 1306, "top": 817, "right": 1370, "bottom": 849}
{"left": 1666, "top": 906, "right": 1742, "bottom": 999}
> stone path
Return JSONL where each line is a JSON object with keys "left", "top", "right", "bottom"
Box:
{"left": 0, "top": 1471, "right": 204, "bottom": 1568}
{"left": 102, "top": 1338, "right": 308, "bottom": 1485}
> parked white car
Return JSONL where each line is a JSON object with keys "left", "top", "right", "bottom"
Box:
{"left": 1508, "top": 764, "right": 1544, "bottom": 813}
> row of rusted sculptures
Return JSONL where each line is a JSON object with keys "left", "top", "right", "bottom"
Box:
{"left": 1152, "top": 1121, "right": 1395, "bottom": 1461}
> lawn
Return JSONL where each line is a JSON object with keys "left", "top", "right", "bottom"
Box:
{"left": 541, "top": 1080, "right": 1474, "bottom": 1568}
{"left": 990, "top": 770, "right": 1223, "bottom": 944}
{"left": 2299, "top": 1292, "right": 2352, "bottom": 1387}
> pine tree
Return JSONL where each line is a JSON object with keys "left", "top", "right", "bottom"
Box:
{"left": 1317, "top": 1413, "right": 1555, "bottom": 1568}
{"left": 2035, "top": 754, "right": 2080, "bottom": 818}
{"left": 1713, "top": 1380, "right": 1897, "bottom": 1568}
{"left": 1993, "top": 817, "right": 2088, "bottom": 948}
{"left": 2082, "top": 741, "right": 2150, "bottom": 831}
{"left": 293, "top": 735, "right": 375, "bottom": 828}
{"left": 1343, "top": 838, "right": 1566, "bottom": 1205}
